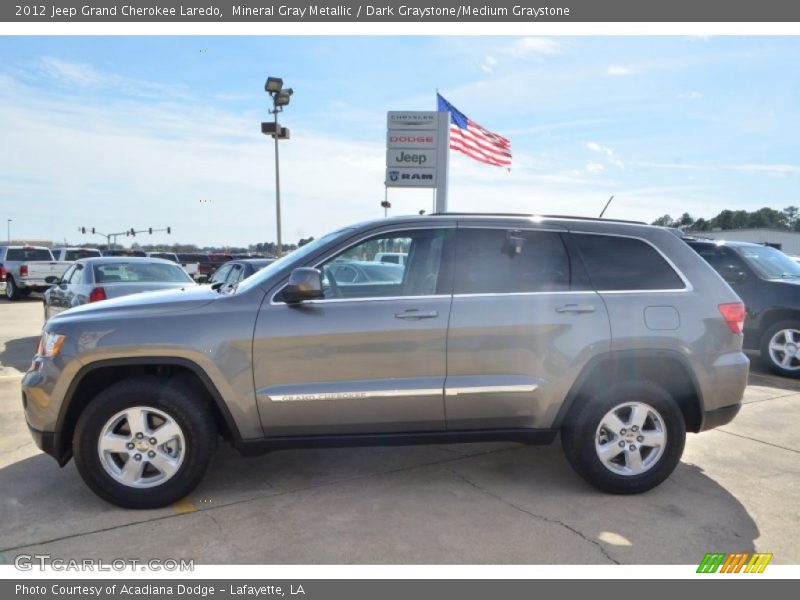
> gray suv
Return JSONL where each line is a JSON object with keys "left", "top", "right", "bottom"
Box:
{"left": 22, "top": 215, "right": 748, "bottom": 508}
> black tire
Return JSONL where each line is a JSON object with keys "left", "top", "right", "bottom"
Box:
{"left": 5, "top": 276, "right": 20, "bottom": 301}
{"left": 759, "top": 320, "right": 800, "bottom": 378}
{"left": 561, "top": 380, "right": 686, "bottom": 494}
{"left": 73, "top": 377, "right": 216, "bottom": 509}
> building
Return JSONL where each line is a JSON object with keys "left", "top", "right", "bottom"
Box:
{"left": 687, "top": 228, "right": 800, "bottom": 256}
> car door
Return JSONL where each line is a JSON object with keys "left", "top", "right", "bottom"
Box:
{"left": 47, "top": 264, "right": 76, "bottom": 316}
{"left": 63, "top": 262, "right": 87, "bottom": 309}
{"left": 444, "top": 223, "right": 611, "bottom": 430}
{"left": 252, "top": 224, "right": 455, "bottom": 436}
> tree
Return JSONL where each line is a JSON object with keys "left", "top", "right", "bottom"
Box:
{"left": 784, "top": 206, "right": 799, "bottom": 228}
{"left": 677, "top": 212, "right": 694, "bottom": 228}
{"left": 651, "top": 214, "right": 675, "bottom": 227}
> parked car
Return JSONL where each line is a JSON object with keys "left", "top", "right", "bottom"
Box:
{"left": 51, "top": 247, "right": 103, "bottom": 262}
{"left": 147, "top": 251, "right": 179, "bottom": 263}
{"left": 208, "top": 258, "right": 275, "bottom": 286}
{"left": 686, "top": 239, "right": 800, "bottom": 376}
{"left": 102, "top": 249, "right": 147, "bottom": 257}
{"left": 373, "top": 252, "right": 407, "bottom": 266}
{"left": 175, "top": 253, "right": 211, "bottom": 281}
{"left": 148, "top": 251, "right": 200, "bottom": 281}
{"left": 24, "top": 214, "right": 747, "bottom": 508}
{"left": 325, "top": 260, "right": 404, "bottom": 285}
{"left": 43, "top": 257, "right": 196, "bottom": 321}
{"left": 0, "top": 245, "right": 71, "bottom": 300}
{"left": 207, "top": 253, "right": 232, "bottom": 275}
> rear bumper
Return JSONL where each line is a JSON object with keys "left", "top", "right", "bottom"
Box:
{"left": 700, "top": 403, "right": 741, "bottom": 431}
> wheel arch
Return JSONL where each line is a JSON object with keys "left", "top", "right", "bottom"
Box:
{"left": 53, "top": 357, "right": 242, "bottom": 465}
{"left": 554, "top": 350, "right": 703, "bottom": 433}
{"left": 757, "top": 309, "right": 800, "bottom": 339}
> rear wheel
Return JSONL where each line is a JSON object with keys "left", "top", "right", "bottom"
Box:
{"left": 73, "top": 377, "right": 216, "bottom": 509}
{"left": 5, "top": 276, "right": 20, "bottom": 301}
{"left": 561, "top": 380, "right": 685, "bottom": 494}
{"left": 760, "top": 320, "right": 800, "bottom": 378}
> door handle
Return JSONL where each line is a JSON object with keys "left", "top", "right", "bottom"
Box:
{"left": 395, "top": 309, "right": 439, "bottom": 320}
{"left": 555, "top": 304, "right": 596, "bottom": 314}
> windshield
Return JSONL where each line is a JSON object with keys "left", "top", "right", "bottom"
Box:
{"left": 734, "top": 245, "right": 800, "bottom": 280}
{"left": 235, "top": 228, "right": 354, "bottom": 294}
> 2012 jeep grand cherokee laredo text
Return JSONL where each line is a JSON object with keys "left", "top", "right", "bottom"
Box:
{"left": 22, "top": 214, "right": 749, "bottom": 508}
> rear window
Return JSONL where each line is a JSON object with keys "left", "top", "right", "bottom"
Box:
{"left": 6, "top": 248, "right": 53, "bottom": 261}
{"left": 65, "top": 249, "right": 101, "bottom": 261}
{"left": 93, "top": 262, "right": 193, "bottom": 284}
{"left": 574, "top": 234, "right": 685, "bottom": 291}
{"left": 150, "top": 253, "right": 178, "bottom": 262}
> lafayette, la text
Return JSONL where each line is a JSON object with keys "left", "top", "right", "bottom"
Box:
{"left": 16, "top": 584, "right": 306, "bottom": 597}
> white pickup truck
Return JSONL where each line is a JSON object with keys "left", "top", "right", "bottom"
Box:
{"left": 0, "top": 246, "right": 71, "bottom": 301}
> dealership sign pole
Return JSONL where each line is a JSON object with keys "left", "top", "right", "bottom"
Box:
{"left": 385, "top": 111, "right": 449, "bottom": 212}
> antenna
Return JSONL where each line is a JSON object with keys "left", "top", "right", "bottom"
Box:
{"left": 599, "top": 195, "right": 614, "bottom": 218}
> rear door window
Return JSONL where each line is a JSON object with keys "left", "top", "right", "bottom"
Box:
{"left": 454, "top": 228, "right": 571, "bottom": 294}
{"left": 573, "top": 234, "right": 685, "bottom": 291}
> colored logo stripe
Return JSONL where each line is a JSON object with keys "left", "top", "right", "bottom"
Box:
{"left": 697, "top": 552, "right": 772, "bottom": 573}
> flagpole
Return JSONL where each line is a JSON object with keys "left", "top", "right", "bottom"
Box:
{"left": 435, "top": 91, "right": 450, "bottom": 213}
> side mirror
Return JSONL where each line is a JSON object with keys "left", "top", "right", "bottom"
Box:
{"left": 284, "top": 268, "right": 323, "bottom": 304}
{"left": 45, "top": 275, "right": 60, "bottom": 285}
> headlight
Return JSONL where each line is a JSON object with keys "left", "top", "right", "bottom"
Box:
{"left": 37, "top": 332, "right": 66, "bottom": 358}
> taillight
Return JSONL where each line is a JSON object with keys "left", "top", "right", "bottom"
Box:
{"left": 719, "top": 302, "right": 745, "bottom": 334}
{"left": 0, "top": 265, "right": 6, "bottom": 280}
{"left": 89, "top": 287, "right": 107, "bottom": 303}
{"left": 20, "top": 264, "right": 28, "bottom": 277}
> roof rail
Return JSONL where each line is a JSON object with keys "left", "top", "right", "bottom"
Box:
{"left": 428, "top": 212, "right": 646, "bottom": 225}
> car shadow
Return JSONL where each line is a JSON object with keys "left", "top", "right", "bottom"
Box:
{"left": 0, "top": 442, "right": 760, "bottom": 564}
{"left": 0, "top": 336, "right": 39, "bottom": 373}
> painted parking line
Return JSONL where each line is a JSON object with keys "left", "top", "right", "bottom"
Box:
{"left": 171, "top": 497, "right": 197, "bottom": 515}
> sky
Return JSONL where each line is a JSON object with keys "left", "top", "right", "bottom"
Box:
{"left": 0, "top": 35, "right": 799, "bottom": 248}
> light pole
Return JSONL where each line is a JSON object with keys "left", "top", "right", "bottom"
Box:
{"left": 262, "top": 76, "right": 293, "bottom": 257}
{"left": 6, "top": 219, "right": 11, "bottom": 243}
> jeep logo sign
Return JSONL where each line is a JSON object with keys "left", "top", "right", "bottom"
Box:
{"left": 387, "top": 149, "right": 436, "bottom": 168}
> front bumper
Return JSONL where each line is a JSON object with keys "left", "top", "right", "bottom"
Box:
{"left": 27, "top": 422, "right": 61, "bottom": 460}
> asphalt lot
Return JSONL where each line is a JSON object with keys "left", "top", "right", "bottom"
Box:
{"left": 1, "top": 295, "right": 798, "bottom": 565}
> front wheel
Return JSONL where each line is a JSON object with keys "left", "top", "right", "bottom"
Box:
{"left": 73, "top": 377, "right": 216, "bottom": 509}
{"left": 760, "top": 320, "right": 800, "bottom": 378}
{"left": 561, "top": 381, "right": 686, "bottom": 494}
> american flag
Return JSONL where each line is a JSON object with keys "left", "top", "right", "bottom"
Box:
{"left": 437, "top": 93, "right": 511, "bottom": 169}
